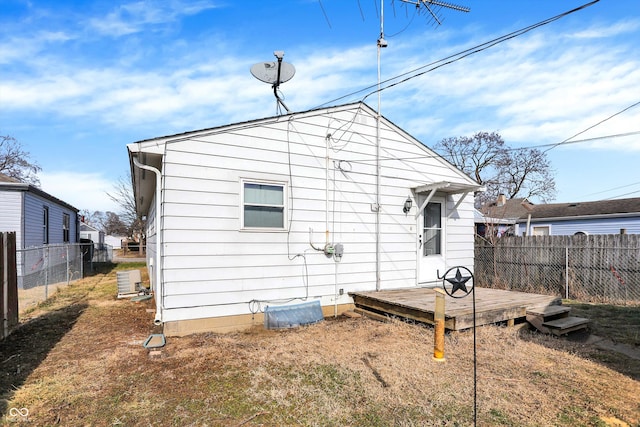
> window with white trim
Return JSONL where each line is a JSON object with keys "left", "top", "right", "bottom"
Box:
{"left": 532, "top": 226, "right": 550, "bottom": 236}
{"left": 241, "top": 180, "right": 286, "bottom": 229}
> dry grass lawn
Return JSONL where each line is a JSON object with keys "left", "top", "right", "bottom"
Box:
{"left": 1, "top": 263, "right": 639, "bottom": 426}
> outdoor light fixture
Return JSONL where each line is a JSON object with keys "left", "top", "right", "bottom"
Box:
{"left": 403, "top": 197, "right": 413, "bottom": 213}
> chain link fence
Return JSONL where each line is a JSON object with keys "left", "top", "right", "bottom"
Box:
{"left": 17, "top": 243, "right": 113, "bottom": 312}
{"left": 475, "top": 235, "right": 640, "bottom": 305}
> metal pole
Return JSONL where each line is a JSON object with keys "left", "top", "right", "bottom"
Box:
{"left": 66, "top": 245, "right": 70, "bottom": 285}
{"left": 375, "top": 0, "right": 384, "bottom": 291}
{"left": 3, "top": 233, "right": 9, "bottom": 339}
{"left": 44, "top": 246, "right": 49, "bottom": 300}
{"left": 565, "top": 246, "right": 569, "bottom": 299}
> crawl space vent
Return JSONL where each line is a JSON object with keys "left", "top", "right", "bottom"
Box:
{"left": 264, "top": 300, "right": 324, "bottom": 330}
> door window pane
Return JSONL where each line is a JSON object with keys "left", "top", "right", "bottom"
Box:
{"left": 423, "top": 202, "right": 441, "bottom": 256}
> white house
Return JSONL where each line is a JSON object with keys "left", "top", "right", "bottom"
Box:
{"left": 79, "top": 222, "right": 105, "bottom": 245}
{"left": 128, "top": 102, "right": 482, "bottom": 335}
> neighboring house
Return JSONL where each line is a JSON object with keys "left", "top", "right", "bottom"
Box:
{"left": 0, "top": 172, "right": 79, "bottom": 289}
{"left": 128, "top": 102, "right": 482, "bottom": 335}
{"left": 0, "top": 172, "right": 79, "bottom": 250}
{"left": 474, "top": 209, "right": 515, "bottom": 238}
{"left": 79, "top": 222, "right": 105, "bottom": 246}
{"left": 516, "top": 197, "right": 640, "bottom": 236}
{"left": 475, "top": 194, "right": 527, "bottom": 238}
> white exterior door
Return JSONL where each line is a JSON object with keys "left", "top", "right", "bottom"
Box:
{"left": 418, "top": 198, "right": 446, "bottom": 284}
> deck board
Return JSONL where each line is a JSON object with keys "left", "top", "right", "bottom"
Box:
{"left": 349, "top": 287, "right": 561, "bottom": 331}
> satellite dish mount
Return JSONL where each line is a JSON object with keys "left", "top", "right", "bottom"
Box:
{"left": 250, "top": 51, "right": 296, "bottom": 114}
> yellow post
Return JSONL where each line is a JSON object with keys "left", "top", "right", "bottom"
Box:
{"left": 433, "top": 288, "right": 446, "bottom": 362}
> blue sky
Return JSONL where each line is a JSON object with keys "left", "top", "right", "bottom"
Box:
{"left": 1, "top": 0, "right": 639, "bottom": 213}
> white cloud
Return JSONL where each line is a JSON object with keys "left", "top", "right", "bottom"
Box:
{"left": 1, "top": 9, "right": 639, "bottom": 154}
{"left": 38, "top": 171, "right": 120, "bottom": 213}
{"left": 88, "top": 0, "right": 221, "bottom": 36}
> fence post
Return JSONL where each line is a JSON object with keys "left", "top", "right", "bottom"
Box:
{"left": 44, "top": 246, "right": 49, "bottom": 300}
{"left": 565, "top": 246, "right": 569, "bottom": 299}
{"left": 66, "top": 245, "right": 70, "bottom": 285}
{"left": 2, "top": 232, "right": 8, "bottom": 339}
{"left": 1, "top": 232, "right": 18, "bottom": 340}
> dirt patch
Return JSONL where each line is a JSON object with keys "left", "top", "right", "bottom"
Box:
{"left": 1, "top": 266, "right": 639, "bottom": 426}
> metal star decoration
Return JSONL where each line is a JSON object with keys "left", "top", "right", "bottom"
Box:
{"left": 445, "top": 267, "right": 472, "bottom": 296}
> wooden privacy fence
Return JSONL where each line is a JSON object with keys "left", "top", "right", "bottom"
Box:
{"left": 475, "top": 234, "right": 640, "bottom": 305}
{"left": 1, "top": 232, "right": 19, "bottom": 340}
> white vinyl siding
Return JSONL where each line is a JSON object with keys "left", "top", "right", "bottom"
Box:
{"left": 134, "top": 103, "right": 477, "bottom": 323}
{"left": 0, "top": 190, "right": 24, "bottom": 249}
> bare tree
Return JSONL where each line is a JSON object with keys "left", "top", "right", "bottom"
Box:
{"left": 104, "top": 211, "right": 128, "bottom": 236}
{"left": 79, "top": 210, "right": 106, "bottom": 228}
{"left": 434, "top": 131, "right": 556, "bottom": 206}
{"left": 499, "top": 147, "right": 556, "bottom": 202}
{"left": 0, "top": 135, "right": 42, "bottom": 186}
{"left": 107, "top": 172, "right": 146, "bottom": 240}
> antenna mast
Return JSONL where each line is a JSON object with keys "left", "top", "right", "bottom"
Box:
{"left": 373, "top": 0, "right": 469, "bottom": 293}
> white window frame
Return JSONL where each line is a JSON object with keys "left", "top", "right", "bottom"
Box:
{"left": 532, "top": 225, "right": 550, "bottom": 236}
{"left": 240, "top": 179, "right": 288, "bottom": 231}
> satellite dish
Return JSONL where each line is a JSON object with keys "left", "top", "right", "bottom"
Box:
{"left": 250, "top": 61, "right": 295, "bottom": 85}
{"left": 250, "top": 51, "right": 295, "bottom": 114}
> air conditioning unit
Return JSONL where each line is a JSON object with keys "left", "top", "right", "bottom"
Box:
{"left": 117, "top": 270, "right": 143, "bottom": 298}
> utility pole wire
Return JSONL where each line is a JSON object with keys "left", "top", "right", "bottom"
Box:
{"left": 543, "top": 100, "right": 640, "bottom": 153}
{"left": 363, "top": 0, "right": 599, "bottom": 102}
{"left": 315, "top": 0, "right": 600, "bottom": 109}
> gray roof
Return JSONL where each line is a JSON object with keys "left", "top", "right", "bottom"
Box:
{"left": 480, "top": 197, "right": 530, "bottom": 220}
{"left": 523, "top": 198, "right": 640, "bottom": 220}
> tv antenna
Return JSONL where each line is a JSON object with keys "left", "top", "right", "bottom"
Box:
{"left": 400, "top": 0, "right": 470, "bottom": 25}
{"left": 250, "top": 51, "right": 296, "bottom": 114}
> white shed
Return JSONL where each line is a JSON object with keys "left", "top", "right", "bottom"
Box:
{"left": 128, "top": 102, "right": 482, "bottom": 335}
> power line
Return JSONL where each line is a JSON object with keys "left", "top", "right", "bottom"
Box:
{"left": 543, "top": 100, "right": 640, "bottom": 153}
{"left": 507, "top": 130, "right": 640, "bottom": 152}
{"left": 604, "top": 189, "right": 640, "bottom": 200}
{"left": 581, "top": 181, "right": 640, "bottom": 198}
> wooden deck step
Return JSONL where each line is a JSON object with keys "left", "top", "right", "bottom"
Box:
{"left": 527, "top": 305, "right": 571, "bottom": 318}
{"left": 542, "top": 316, "right": 590, "bottom": 336}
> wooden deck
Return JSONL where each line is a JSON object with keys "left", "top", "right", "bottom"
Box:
{"left": 349, "top": 287, "right": 562, "bottom": 331}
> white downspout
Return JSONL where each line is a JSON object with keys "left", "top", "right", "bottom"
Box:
{"left": 132, "top": 155, "right": 163, "bottom": 326}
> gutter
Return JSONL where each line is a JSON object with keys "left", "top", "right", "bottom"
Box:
{"left": 131, "top": 155, "right": 164, "bottom": 326}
